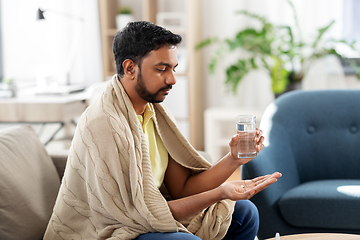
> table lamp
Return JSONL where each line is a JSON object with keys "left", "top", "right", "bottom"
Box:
{"left": 36, "top": 7, "right": 85, "bottom": 94}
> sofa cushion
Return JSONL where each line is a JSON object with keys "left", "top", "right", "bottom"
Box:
{"left": 278, "top": 179, "right": 360, "bottom": 230}
{"left": 0, "top": 125, "right": 61, "bottom": 240}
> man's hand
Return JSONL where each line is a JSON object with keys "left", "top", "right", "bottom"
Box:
{"left": 219, "top": 172, "right": 282, "bottom": 201}
{"left": 229, "top": 128, "right": 265, "bottom": 164}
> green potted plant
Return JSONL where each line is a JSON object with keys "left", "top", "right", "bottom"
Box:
{"left": 196, "top": 0, "right": 360, "bottom": 96}
{"left": 116, "top": 6, "right": 133, "bottom": 31}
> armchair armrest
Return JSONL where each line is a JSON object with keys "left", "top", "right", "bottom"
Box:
{"left": 241, "top": 122, "right": 302, "bottom": 239}
{"left": 242, "top": 122, "right": 300, "bottom": 195}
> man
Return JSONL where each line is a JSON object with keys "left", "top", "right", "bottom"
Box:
{"left": 44, "top": 21, "right": 281, "bottom": 240}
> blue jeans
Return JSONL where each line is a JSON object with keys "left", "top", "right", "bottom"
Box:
{"left": 134, "top": 200, "right": 259, "bottom": 240}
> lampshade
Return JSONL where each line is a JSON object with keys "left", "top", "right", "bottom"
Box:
{"left": 37, "top": 8, "right": 45, "bottom": 20}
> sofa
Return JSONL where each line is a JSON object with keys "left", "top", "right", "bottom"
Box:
{"left": 0, "top": 124, "right": 215, "bottom": 240}
{"left": 242, "top": 90, "right": 360, "bottom": 240}
{"left": 0, "top": 125, "right": 67, "bottom": 240}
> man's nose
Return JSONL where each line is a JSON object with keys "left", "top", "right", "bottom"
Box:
{"left": 166, "top": 71, "right": 177, "bottom": 85}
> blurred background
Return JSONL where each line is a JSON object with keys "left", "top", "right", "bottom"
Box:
{"left": 0, "top": 0, "right": 359, "bottom": 160}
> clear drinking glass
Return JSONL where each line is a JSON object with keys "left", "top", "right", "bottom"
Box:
{"left": 236, "top": 115, "right": 257, "bottom": 158}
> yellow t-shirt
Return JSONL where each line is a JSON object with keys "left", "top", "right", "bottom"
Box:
{"left": 137, "top": 104, "right": 169, "bottom": 188}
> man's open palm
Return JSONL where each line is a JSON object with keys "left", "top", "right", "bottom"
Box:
{"left": 220, "top": 172, "right": 282, "bottom": 201}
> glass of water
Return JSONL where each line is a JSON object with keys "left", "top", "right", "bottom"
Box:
{"left": 236, "top": 115, "right": 257, "bottom": 158}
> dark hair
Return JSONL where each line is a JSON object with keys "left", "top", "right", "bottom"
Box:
{"left": 112, "top": 21, "right": 182, "bottom": 77}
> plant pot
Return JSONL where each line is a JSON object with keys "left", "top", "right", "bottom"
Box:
{"left": 275, "top": 81, "right": 302, "bottom": 98}
{"left": 116, "top": 14, "right": 133, "bottom": 31}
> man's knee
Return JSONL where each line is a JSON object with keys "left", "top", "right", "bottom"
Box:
{"left": 167, "top": 232, "right": 202, "bottom": 240}
{"left": 223, "top": 200, "right": 259, "bottom": 240}
{"left": 234, "top": 200, "right": 259, "bottom": 228}
{"left": 135, "top": 232, "right": 201, "bottom": 240}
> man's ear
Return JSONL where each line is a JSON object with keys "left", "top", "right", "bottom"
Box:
{"left": 122, "top": 59, "right": 136, "bottom": 80}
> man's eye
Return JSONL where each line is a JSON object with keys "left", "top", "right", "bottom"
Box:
{"left": 157, "top": 69, "right": 166, "bottom": 72}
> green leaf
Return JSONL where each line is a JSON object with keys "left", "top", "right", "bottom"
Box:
{"left": 250, "top": 58, "right": 258, "bottom": 69}
{"left": 230, "top": 27, "right": 272, "bottom": 55}
{"left": 271, "top": 56, "right": 289, "bottom": 94}
{"left": 235, "top": 10, "right": 269, "bottom": 26}
{"left": 260, "top": 58, "right": 270, "bottom": 72}
{"left": 286, "top": 0, "right": 302, "bottom": 42}
{"left": 225, "top": 59, "right": 253, "bottom": 94}
{"left": 209, "top": 57, "right": 217, "bottom": 74}
{"left": 195, "top": 37, "right": 219, "bottom": 50}
{"left": 310, "top": 48, "right": 339, "bottom": 60}
{"left": 347, "top": 59, "right": 360, "bottom": 79}
{"left": 279, "top": 26, "right": 294, "bottom": 45}
{"left": 312, "top": 20, "right": 335, "bottom": 48}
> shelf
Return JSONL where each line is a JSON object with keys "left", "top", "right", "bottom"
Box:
{"left": 165, "top": 28, "right": 187, "bottom": 35}
{"left": 106, "top": 29, "right": 118, "bottom": 36}
{"left": 98, "top": 0, "right": 117, "bottom": 81}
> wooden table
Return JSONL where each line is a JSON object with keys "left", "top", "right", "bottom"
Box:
{"left": 0, "top": 88, "right": 88, "bottom": 144}
{"left": 266, "top": 233, "right": 360, "bottom": 240}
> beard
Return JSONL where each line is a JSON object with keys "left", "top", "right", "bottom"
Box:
{"left": 135, "top": 70, "right": 172, "bottom": 103}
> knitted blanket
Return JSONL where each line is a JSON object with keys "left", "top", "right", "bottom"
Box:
{"left": 44, "top": 75, "right": 234, "bottom": 240}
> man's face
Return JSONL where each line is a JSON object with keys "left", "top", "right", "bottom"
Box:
{"left": 134, "top": 45, "right": 178, "bottom": 103}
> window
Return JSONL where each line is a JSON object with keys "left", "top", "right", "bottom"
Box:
{"left": 0, "top": 0, "right": 102, "bottom": 88}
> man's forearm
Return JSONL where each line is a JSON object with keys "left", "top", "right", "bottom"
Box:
{"left": 167, "top": 187, "right": 224, "bottom": 221}
{"left": 180, "top": 153, "right": 241, "bottom": 197}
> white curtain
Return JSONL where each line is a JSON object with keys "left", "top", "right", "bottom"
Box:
{"left": 1, "top": 0, "right": 102, "bottom": 86}
{"left": 342, "top": 0, "right": 360, "bottom": 51}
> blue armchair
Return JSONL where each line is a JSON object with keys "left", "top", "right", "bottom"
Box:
{"left": 242, "top": 90, "right": 360, "bottom": 240}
